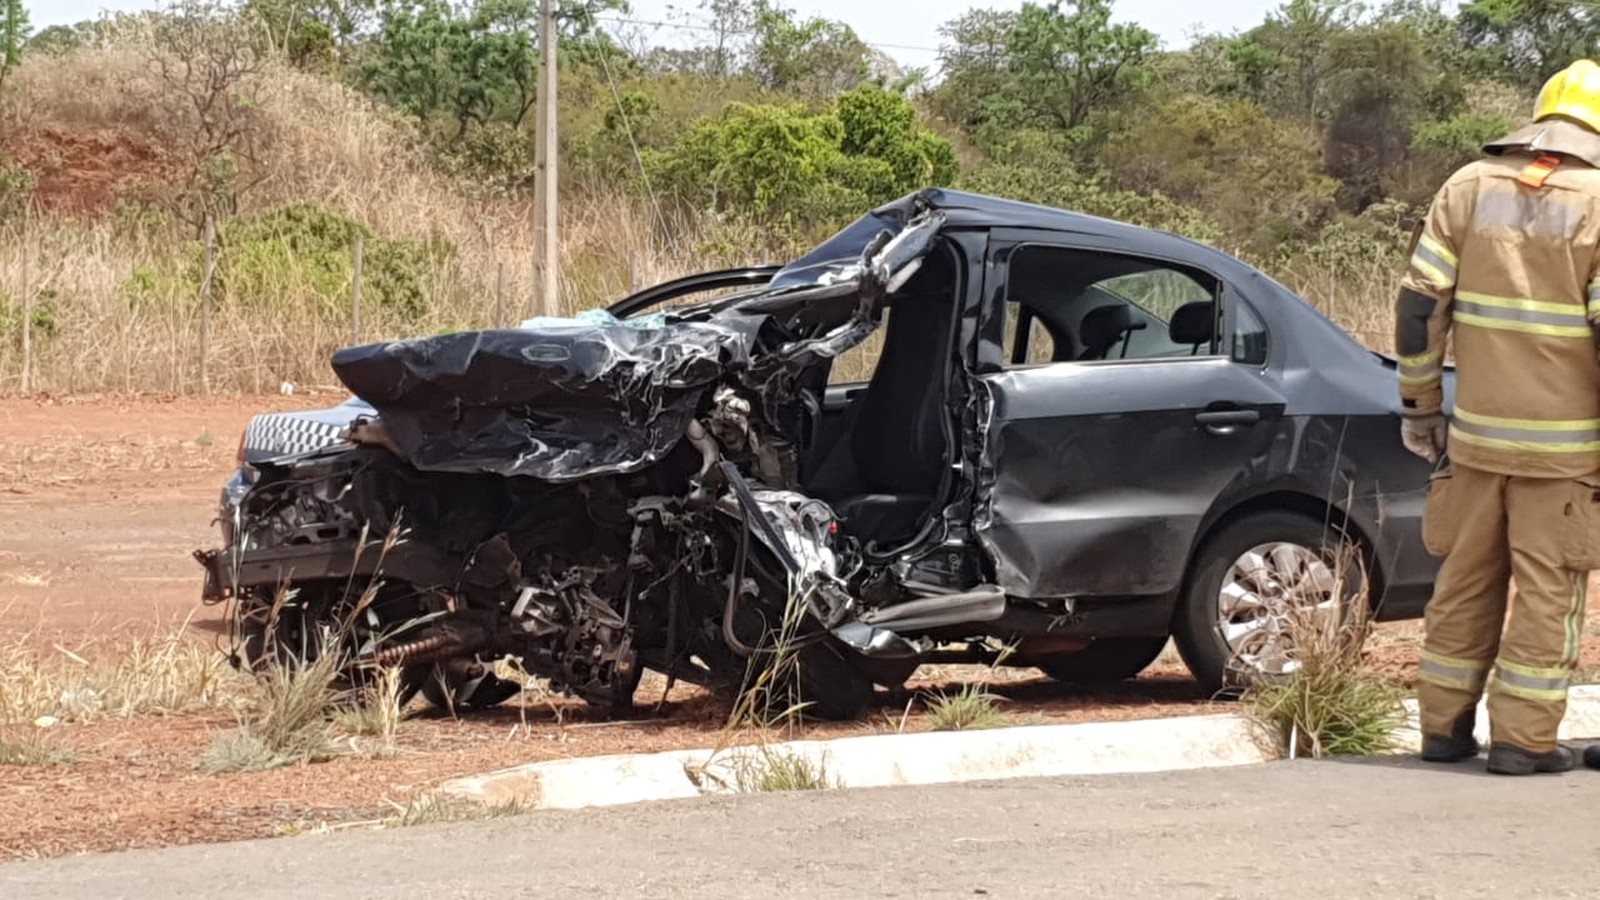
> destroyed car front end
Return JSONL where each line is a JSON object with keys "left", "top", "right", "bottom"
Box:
{"left": 196, "top": 201, "right": 987, "bottom": 717}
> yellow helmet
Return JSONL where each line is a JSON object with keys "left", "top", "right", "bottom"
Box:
{"left": 1534, "top": 59, "right": 1600, "bottom": 133}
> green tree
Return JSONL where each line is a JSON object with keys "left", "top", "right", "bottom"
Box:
{"left": 0, "top": 0, "right": 30, "bottom": 89}
{"left": 930, "top": 0, "right": 1155, "bottom": 152}
{"left": 1458, "top": 0, "right": 1600, "bottom": 89}
{"left": 241, "top": 0, "right": 379, "bottom": 68}
{"left": 925, "top": 8, "right": 1019, "bottom": 131}
{"left": 1102, "top": 94, "right": 1339, "bottom": 249}
{"left": 748, "top": 1, "right": 869, "bottom": 98}
{"left": 358, "top": 0, "right": 626, "bottom": 136}
{"left": 646, "top": 84, "right": 956, "bottom": 232}
{"left": 1319, "top": 19, "right": 1437, "bottom": 210}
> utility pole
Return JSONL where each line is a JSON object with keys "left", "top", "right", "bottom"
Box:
{"left": 533, "top": 0, "right": 560, "bottom": 319}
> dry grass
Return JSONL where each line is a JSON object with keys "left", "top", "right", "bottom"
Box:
{"left": 383, "top": 793, "right": 531, "bottom": 828}
{"left": 332, "top": 663, "right": 405, "bottom": 757}
{"left": 0, "top": 46, "right": 749, "bottom": 394}
{"left": 0, "top": 727, "right": 77, "bottom": 766}
{"left": 0, "top": 627, "right": 248, "bottom": 726}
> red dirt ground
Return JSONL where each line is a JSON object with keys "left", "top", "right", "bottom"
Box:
{"left": 0, "top": 127, "right": 179, "bottom": 217}
{"left": 1, "top": 394, "right": 1596, "bottom": 861}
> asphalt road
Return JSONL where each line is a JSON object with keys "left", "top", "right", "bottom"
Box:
{"left": 6, "top": 755, "right": 1600, "bottom": 900}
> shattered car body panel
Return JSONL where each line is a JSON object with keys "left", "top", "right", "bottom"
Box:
{"left": 199, "top": 189, "right": 1449, "bottom": 717}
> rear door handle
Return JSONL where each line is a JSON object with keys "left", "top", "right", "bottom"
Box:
{"left": 1195, "top": 409, "right": 1260, "bottom": 434}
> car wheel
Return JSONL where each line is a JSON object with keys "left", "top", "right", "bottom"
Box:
{"left": 1173, "top": 511, "right": 1367, "bottom": 698}
{"left": 1034, "top": 636, "right": 1169, "bottom": 684}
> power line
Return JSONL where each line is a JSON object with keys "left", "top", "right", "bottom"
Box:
{"left": 591, "top": 14, "right": 945, "bottom": 58}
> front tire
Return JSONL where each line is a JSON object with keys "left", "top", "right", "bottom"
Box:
{"left": 1173, "top": 511, "right": 1368, "bottom": 698}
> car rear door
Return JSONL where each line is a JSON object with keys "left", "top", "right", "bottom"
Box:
{"left": 972, "top": 229, "right": 1288, "bottom": 600}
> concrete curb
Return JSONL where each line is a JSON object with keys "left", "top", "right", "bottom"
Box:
{"left": 438, "top": 686, "right": 1600, "bottom": 811}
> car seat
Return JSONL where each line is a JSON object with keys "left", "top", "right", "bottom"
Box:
{"left": 1168, "top": 301, "right": 1216, "bottom": 355}
{"left": 1077, "top": 304, "right": 1145, "bottom": 360}
{"left": 819, "top": 288, "right": 956, "bottom": 544}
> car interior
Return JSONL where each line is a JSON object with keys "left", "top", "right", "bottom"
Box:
{"left": 1003, "top": 245, "right": 1221, "bottom": 365}
{"left": 801, "top": 242, "right": 962, "bottom": 547}
{"left": 794, "top": 244, "right": 1235, "bottom": 548}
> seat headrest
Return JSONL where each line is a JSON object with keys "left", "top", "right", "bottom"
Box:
{"left": 1079, "top": 304, "right": 1140, "bottom": 351}
{"left": 1168, "top": 302, "right": 1215, "bottom": 347}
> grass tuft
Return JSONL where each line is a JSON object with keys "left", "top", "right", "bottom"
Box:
{"left": 384, "top": 793, "right": 530, "bottom": 827}
{"left": 202, "top": 650, "right": 346, "bottom": 773}
{"left": 0, "top": 728, "right": 77, "bottom": 767}
{"left": 333, "top": 664, "right": 405, "bottom": 757}
{"left": 733, "top": 746, "right": 838, "bottom": 793}
{"left": 924, "top": 683, "right": 1008, "bottom": 732}
{"left": 1243, "top": 544, "right": 1408, "bottom": 758}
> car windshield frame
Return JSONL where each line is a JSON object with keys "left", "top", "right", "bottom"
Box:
{"left": 764, "top": 209, "right": 909, "bottom": 291}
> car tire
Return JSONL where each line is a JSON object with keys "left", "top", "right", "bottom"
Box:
{"left": 792, "top": 639, "right": 877, "bottom": 721}
{"left": 1034, "top": 636, "right": 1169, "bottom": 684}
{"left": 1173, "top": 511, "right": 1368, "bottom": 698}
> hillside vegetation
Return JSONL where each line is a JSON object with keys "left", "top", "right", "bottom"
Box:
{"left": 0, "top": 0, "right": 1586, "bottom": 393}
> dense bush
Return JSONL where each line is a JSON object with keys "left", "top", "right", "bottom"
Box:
{"left": 645, "top": 85, "right": 957, "bottom": 235}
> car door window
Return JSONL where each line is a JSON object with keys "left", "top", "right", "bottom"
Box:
{"left": 1002, "top": 244, "right": 1224, "bottom": 365}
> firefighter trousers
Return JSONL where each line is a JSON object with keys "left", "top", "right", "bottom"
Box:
{"left": 1418, "top": 463, "right": 1600, "bottom": 753}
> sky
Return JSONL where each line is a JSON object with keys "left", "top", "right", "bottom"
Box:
{"left": 32, "top": 0, "right": 1284, "bottom": 72}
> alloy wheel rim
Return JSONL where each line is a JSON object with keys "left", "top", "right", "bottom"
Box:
{"left": 1215, "top": 541, "right": 1346, "bottom": 679}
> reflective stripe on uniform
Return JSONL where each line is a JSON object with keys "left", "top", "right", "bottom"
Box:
{"left": 1562, "top": 571, "right": 1587, "bottom": 670}
{"left": 1410, "top": 235, "right": 1458, "bottom": 289}
{"left": 1588, "top": 281, "right": 1600, "bottom": 321}
{"left": 1452, "top": 291, "right": 1592, "bottom": 339}
{"left": 1492, "top": 659, "right": 1572, "bottom": 703}
{"left": 1397, "top": 349, "right": 1442, "bottom": 386}
{"left": 1419, "top": 649, "right": 1490, "bottom": 693}
{"left": 1450, "top": 407, "right": 1600, "bottom": 454}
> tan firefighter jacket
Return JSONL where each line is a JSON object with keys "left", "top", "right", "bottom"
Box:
{"left": 1396, "top": 118, "right": 1600, "bottom": 479}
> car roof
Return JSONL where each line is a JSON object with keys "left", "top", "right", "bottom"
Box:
{"left": 880, "top": 188, "right": 1259, "bottom": 277}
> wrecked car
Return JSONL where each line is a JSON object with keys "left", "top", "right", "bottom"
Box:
{"left": 195, "top": 188, "right": 1448, "bottom": 719}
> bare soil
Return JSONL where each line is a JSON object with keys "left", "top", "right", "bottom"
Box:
{"left": 0, "top": 394, "right": 1595, "bottom": 862}
{"left": 0, "top": 127, "right": 179, "bottom": 217}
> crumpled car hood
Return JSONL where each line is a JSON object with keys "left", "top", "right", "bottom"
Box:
{"left": 330, "top": 311, "right": 765, "bottom": 481}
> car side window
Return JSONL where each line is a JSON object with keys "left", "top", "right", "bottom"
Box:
{"left": 1002, "top": 244, "right": 1222, "bottom": 365}
{"left": 1231, "top": 299, "right": 1269, "bottom": 366}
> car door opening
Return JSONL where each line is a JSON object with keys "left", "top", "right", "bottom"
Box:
{"left": 802, "top": 242, "right": 962, "bottom": 549}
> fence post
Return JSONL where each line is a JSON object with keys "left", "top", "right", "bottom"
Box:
{"left": 351, "top": 232, "right": 364, "bottom": 345}
{"left": 495, "top": 261, "right": 506, "bottom": 328}
{"left": 19, "top": 206, "right": 31, "bottom": 396}
{"left": 199, "top": 213, "right": 215, "bottom": 395}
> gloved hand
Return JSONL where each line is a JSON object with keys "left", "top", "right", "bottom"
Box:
{"left": 1401, "top": 413, "right": 1448, "bottom": 464}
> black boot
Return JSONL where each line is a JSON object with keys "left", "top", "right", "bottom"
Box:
{"left": 1421, "top": 709, "right": 1479, "bottom": 762}
{"left": 1486, "top": 742, "right": 1575, "bottom": 775}
{"left": 1582, "top": 744, "right": 1600, "bottom": 770}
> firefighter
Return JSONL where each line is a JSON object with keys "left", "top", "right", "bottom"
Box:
{"left": 1397, "top": 59, "right": 1600, "bottom": 776}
